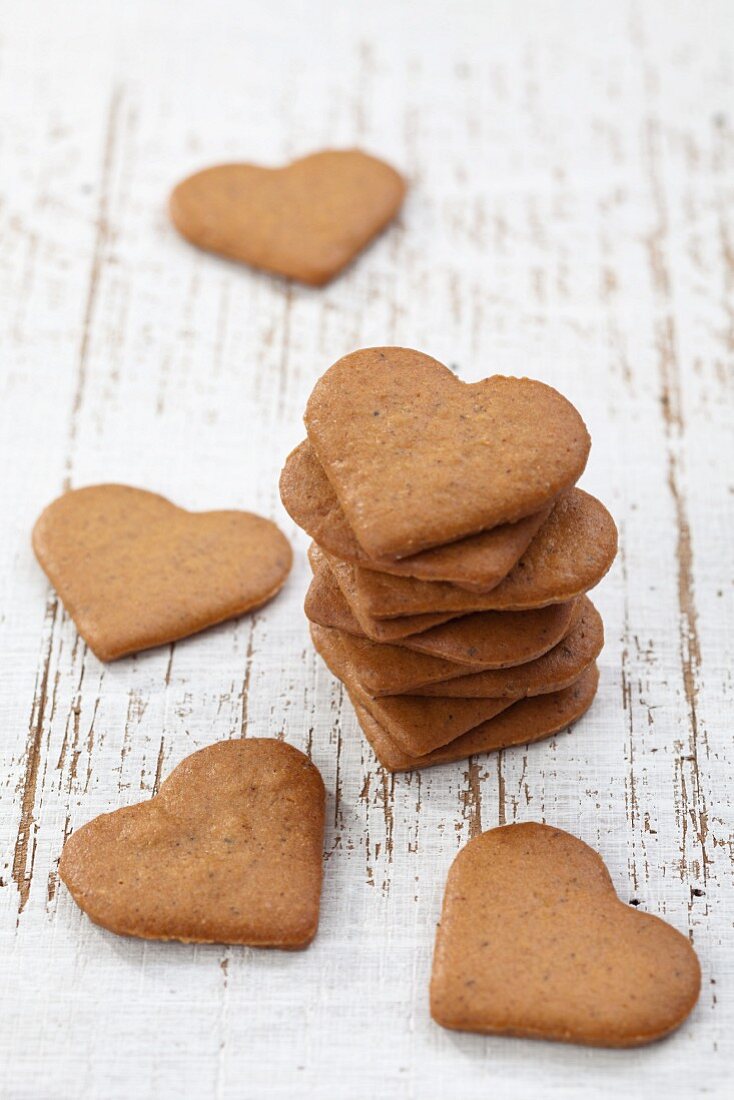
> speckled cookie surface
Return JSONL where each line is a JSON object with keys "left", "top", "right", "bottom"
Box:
{"left": 304, "top": 348, "right": 590, "bottom": 559}
{"left": 413, "top": 598, "right": 602, "bottom": 697}
{"left": 306, "top": 556, "right": 579, "bottom": 665}
{"left": 33, "top": 485, "right": 292, "bottom": 661}
{"left": 59, "top": 739, "right": 326, "bottom": 947}
{"left": 337, "top": 597, "right": 599, "bottom": 699}
{"left": 430, "top": 823, "right": 700, "bottom": 1046}
{"left": 280, "top": 441, "right": 549, "bottom": 591}
{"left": 169, "top": 150, "right": 405, "bottom": 286}
{"left": 398, "top": 599, "right": 577, "bottom": 665}
{"left": 332, "top": 629, "right": 498, "bottom": 696}
{"left": 307, "top": 546, "right": 459, "bottom": 641}
{"left": 349, "top": 664, "right": 600, "bottom": 772}
{"left": 323, "top": 490, "right": 617, "bottom": 618}
{"left": 311, "top": 624, "right": 512, "bottom": 756}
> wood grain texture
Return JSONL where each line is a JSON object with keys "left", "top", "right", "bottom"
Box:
{"left": 0, "top": 1, "right": 732, "bottom": 1097}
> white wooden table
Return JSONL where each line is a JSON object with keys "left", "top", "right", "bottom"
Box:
{"left": 1, "top": 2, "right": 732, "bottom": 1096}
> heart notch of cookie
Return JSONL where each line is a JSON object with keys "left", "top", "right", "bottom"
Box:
{"left": 59, "top": 739, "right": 326, "bottom": 948}
{"left": 430, "top": 823, "right": 700, "bottom": 1047}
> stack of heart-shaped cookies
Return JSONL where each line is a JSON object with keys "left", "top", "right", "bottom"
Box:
{"left": 280, "top": 348, "right": 617, "bottom": 772}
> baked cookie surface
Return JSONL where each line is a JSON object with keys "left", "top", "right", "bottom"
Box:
{"left": 304, "top": 348, "right": 591, "bottom": 559}
{"left": 348, "top": 664, "right": 600, "bottom": 772}
{"left": 324, "top": 489, "right": 617, "bottom": 618}
{"left": 170, "top": 150, "right": 405, "bottom": 285}
{"left": 33, "top": 484, "right": 292, "bottom": 660}
{"left": 60, "top": 739, "right": 326, "bottom": 947}
{"left": 430, "top": 822, "right": 700, "bottom": 1045}
{"left": 413, "top": 597, "right": 603, "bottom": 697}
{"left": 311, "top": 623, "right": 513, "bottom": 756}
{"left": 281, "top": 440, "right": 549, "bottom": 591}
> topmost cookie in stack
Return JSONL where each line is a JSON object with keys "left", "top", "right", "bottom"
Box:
{"left": 280, "top": 347, "right": 617, "bottom": 772}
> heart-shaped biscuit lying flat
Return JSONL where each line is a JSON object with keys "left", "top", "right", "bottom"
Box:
{"left": 304, "top": 348, "right": 591, "bottom": 559}
{"left": 343, "top": 597, "right": 600, "bottom": 699}
{"left": 59, "top": 739, "right": 326, "bottom": 947}
{"left": 280, "top": 441, "right": 550, "bottom": 591}
{"left": 311, "top": 624, "right": 512, "bottom": 756}
{"left": 430, "top": 823, "right": 700, "bottom": 1046}
{"left": 348, "top": 664, "right": 600, "bottom": 772}
{"left": 33, "top": 484, "right": 292, "bottom": 660}
{"left": 170, "top": 150, "right": 405, "bottom": 286}
{"left": 323, "top": 490, "right": 617, "bottom": 619}
{"left": 306, "top": 557, "right": 578, "bottom": 665}
{"left": 414, "top": 597, "right": 603, "bottom": 697}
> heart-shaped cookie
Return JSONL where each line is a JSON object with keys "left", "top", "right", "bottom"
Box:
{"left": 304, "top": 348, "right": 591, "bottom": 559}
{"left": 430, "top": 823, "right": 700, "bottom": 1045}
{"left": 59, "top": 739, "right": 326, "bottom": 947}
{"left": 280, "top": 441, "right": 550, "bottom": 591}
{"left": 321, "top": 490, "right": 617, "bottom": 618}
{"left": 33, "top": 484, "right": 292, "bottom": 660}
{"left": 346, "top": 664, "right": 600, "bottom": 772}
{"left": 306, "top": 554, "right": 579, "bottom": 664}
{"left": 413, "top": 597, "right": 603, "bottom": 697}
{"left": 169, "top": 150, "right": 405, "bottom": 286}
{"left": 340, "top": 597, "right": 600, "bottom": 699}
{"left": 310, "top": 624, "right": 512, "bottom": 756}
{"left": 307, "top": 546, "right": 459, "bottom": 641}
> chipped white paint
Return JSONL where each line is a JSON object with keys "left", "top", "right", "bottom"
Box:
{"left": 1, "top": 1, "right": 732, "bottom": 1097}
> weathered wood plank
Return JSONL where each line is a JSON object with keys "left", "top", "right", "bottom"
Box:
{"left": 1, "top": 2, "right": 732, "bottom": 1097}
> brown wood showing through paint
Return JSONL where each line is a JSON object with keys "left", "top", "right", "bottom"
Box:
{"left": 0, "top": 2, "right": 731, "bottom": 1097}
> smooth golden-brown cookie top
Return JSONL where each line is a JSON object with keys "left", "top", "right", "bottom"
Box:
{"left": 304, "top": 348, "right": 591, "bottom": 559}
{"left": 33, "top": 484, "right": 292, "bottom": 661}
{"left": 59, "top": 739, "right": 326, "bottom": 947}
{"left": 280, "top": 440, "right": 549, "bottom": 591}
{"left": 170, "top": 150, "right": 405, "bottom": 286}
{"left": 430, "top": 823, "right": 700, "bottom": 1045}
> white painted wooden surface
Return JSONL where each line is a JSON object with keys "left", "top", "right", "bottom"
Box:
{"left": 1, "top": 1, "right": 732, "bottom": 1096}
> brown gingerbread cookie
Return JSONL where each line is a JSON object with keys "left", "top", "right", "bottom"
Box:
{"left": 280, "top": 441, "right": 550, "bottom": 591}
{"left": 399, "top": 599, "right": 578, "bottom": 665}
{"left": 413, "top": 598, "right": 603, "bottom": 698}
{"left": 321, "top": 490, "right": 617, "bottom": 619}
{"left": 59, "top": 739, "right": 326, "bottom": 947}
{"left": 349, "top": 664, "right": 600, "bottom": 772}
{"left": 311, "top": 624, "right": 512, "bottom": 756}
{"left": 306, "top": 556, "right": 579, "bottom": 665}
{"left": 32, "top": 484, "right": 292, "bottom": 661}
{"left": 329, "top": 599, "right": 590, "bottom": 697}
{"left": 322, "top": 626, "right": 479, "bottom": 696}
{"left": 307, "top": 547, "right": 459, "bottom": 641}
{"left": 304, "top": 348, "right": 590, "bottom": 559}
{"left": 430, "top": 823, "right": 700, "bottom": 1046}
{"left": 169, "top": 150, "right": 405, "bottom": 286}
